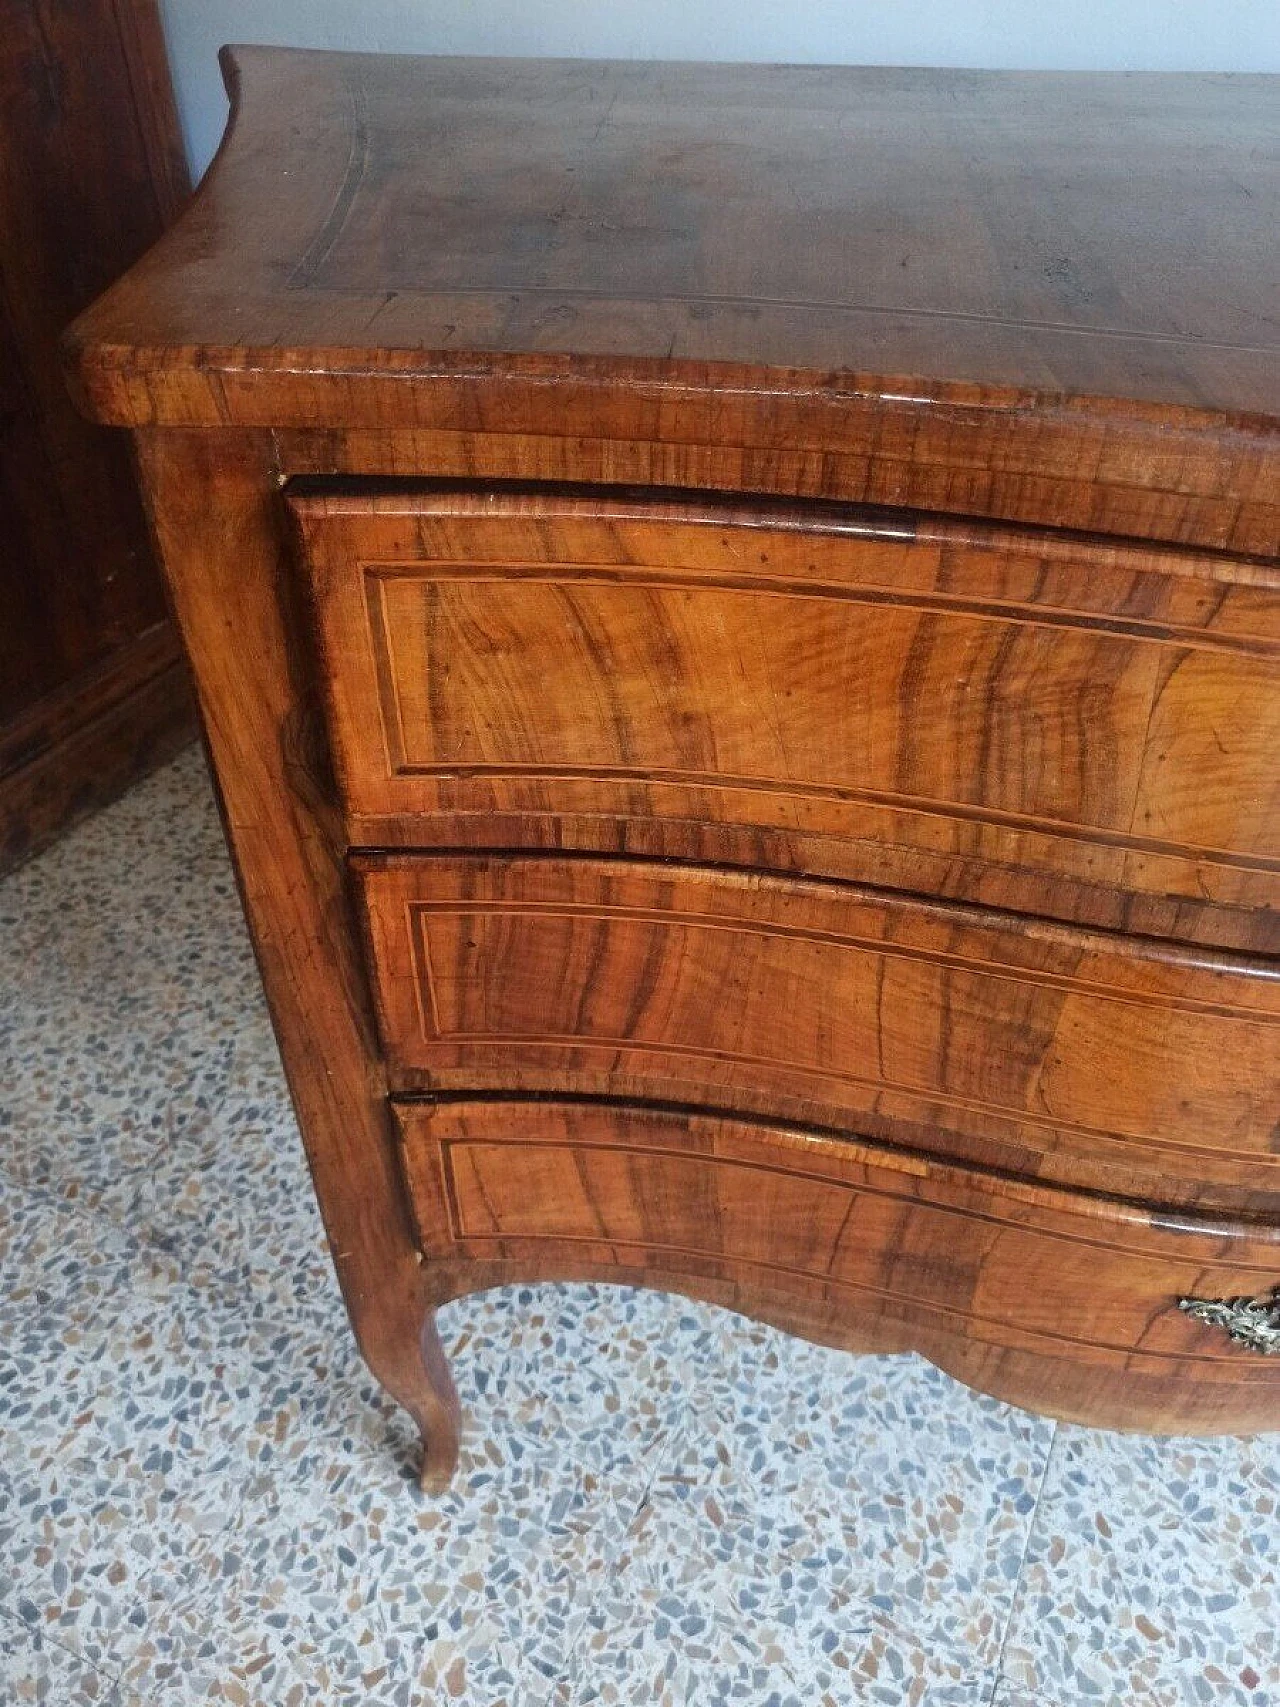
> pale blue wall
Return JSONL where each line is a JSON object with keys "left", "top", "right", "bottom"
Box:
{"left": 159, "top": 0, "right": 1280, "bottom": 178}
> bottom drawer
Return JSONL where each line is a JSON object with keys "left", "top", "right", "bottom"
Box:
{"left": 394, "top": 1097, "right": 1280, "bottom": 1434}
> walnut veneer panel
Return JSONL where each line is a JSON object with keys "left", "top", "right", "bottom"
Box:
{"left": 395, "top": 1097, "right": 1280, "bottom": 1435}
{"left": 298, "top": 486, "right": 1280, "bottom": 951}
{"left": 359, "top": 853, "right": 1280, "bottom": 1215}
{"left": 66, "top": 50, "right": 1280, "bottom": 553}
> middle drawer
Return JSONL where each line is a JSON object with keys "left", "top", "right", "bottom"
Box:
{"left": 353, "top": 853, "right": 1280, "bottom": 1213}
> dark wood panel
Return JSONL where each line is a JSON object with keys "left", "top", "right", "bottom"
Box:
{"left": 0, "top": 627, "right": 194, "bottom": 867}
{"left": 0, "top": 0, "right": 193, "bottom": 868}
{"left": 395, "top": 1097, "right": 1280, "bottom": 1435}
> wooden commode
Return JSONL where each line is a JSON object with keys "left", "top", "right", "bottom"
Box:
{"left": 65, "top": 48, "right": 1280, "bottom": 1484}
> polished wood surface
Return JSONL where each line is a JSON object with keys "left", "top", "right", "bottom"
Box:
{"left": 395, "top": 1098, "right": 1280, "bottom": 1435}
{"left": 0, "top": 0, "right": 193, "bottom": 869}
{"left": 358, "top": 853, "right": 1280, "bottom": 1216}
{"left": 294, "top": 484, "right": 1280, "bottom": 952}
{"left": 133, "top": 428, "right": 460, "bottom": 1489}
{"left": 66, "top": 51, "right": 1280, "bottom": 1483}
{"left": 66, "top": 48, "right": 1280, "bottom": 554}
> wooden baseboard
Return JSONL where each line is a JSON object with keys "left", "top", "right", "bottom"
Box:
{"left": 0, "top": 624, "right": 197, "bottom": 872}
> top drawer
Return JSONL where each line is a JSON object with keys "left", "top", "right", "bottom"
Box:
{"left": 289, "top": 483, "right": 1280, "bottom": 951}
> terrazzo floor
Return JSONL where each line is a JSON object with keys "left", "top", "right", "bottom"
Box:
{"left": 0, "top": 746, "right": 1276, "bottom": 1707}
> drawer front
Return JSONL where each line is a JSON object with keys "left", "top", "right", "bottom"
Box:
{"left": 357, "top": 853, "right": 1280, "bottom": 1211}
{"left": 292, "top": 485, "right": 1280, "bottom": 949}
{"left": 394, "top": 1097, "right": 1280, "bottom": 1431}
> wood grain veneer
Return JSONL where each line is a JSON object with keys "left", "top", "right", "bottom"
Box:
{"left": 394, "top": 1098, "right": 1280, "bottom": 1435}
{"left": 356, "top": 853, "right": 1280, "bottom": 1217}
{"left": 294, "top": 484, "right": 1280, "bottom": 953}
{"left": 65, "top": 48, "right": 1280, "bottom": 1484}
{"left": 64, "top": 52, "right": 1280, "bottom": 555}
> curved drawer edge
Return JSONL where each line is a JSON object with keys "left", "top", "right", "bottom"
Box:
{"left": 359, "top": 850, "right": 1280, "bottom": 1211}
{"left": 393, "top": 1094, "right": 1280, "bottom": 1437}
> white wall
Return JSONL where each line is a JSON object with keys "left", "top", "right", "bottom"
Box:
{"left": 159, "top": 0, "right": 1280, "bottom": 178}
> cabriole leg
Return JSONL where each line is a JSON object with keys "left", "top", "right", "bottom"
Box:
{"left": 414, "top": 1310, "right": 462, "bottom": 1490}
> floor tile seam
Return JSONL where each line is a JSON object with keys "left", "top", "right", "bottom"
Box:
{"left": 539, "top": 1410, "right": 694, "bottom": 1705}
{"left": 0, "top": 1601, "right": 128, "bottom": 1693}
{"left": 0, "top": 1200, "right": 340, "bottom": 1486}
{"left": 544, "top": 1407, "right": 1015, "bottom": 1699}
{"left": 993, "top": 1681, "right": 1117, "bottom": 1707}
{"left": 0, "top": 1156, "right": 159, "bottom": 1260}
{"left": 0, "top": 1197, "right": 240, "bottom": 1337}
{"left": 0, "top": 1141, "right": 320, "bottom": 1312}
{"left": 0, "top": 1138, "right": 198, "bottom": 1199}
{"left": 94, "top": 1453, "right": 286, "bottom": 1686}
{"left": 987, "top": 1421, "right": 1061, "bottom": 1704}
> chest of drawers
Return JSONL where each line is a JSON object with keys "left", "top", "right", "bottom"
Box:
{"left": 67, "top": 47, "right": 1279, "bottom": 1484}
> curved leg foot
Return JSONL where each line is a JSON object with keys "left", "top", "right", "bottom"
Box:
{"left": 413, "top": 1309, "right": 462, "bottom": 1492}
{"left": 341, "top": 1256, "right": 463, "bottom": 1490}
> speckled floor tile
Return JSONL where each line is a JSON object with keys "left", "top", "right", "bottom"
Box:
{"left": 559, "top": 1611, "right": 990, "bottom": 1707}
{"left": 1001, "top": 1427, "right": 1279, "bottom": 1707}
{"left": 0, "top": 1168, "right": 183, "bottom": 1350}
{"left": 0, "top": 749, "right": 326, "bottom": 1327}
{"left": 113, "top": 1421, "right": 655, "bottom": 1706}
{"left": 987, "top": 1687, "right": 1076, "bottom": 1707}
{"left": 552, "top": 1324, "right": 1051, "bottom": 1705}
{"left": 106, "top": 1103, "right": 334, "bottom": 1313}
{"left": 443, "top": 1284, "right": 708, "bottom": 1473}
{"left": 0, "top": 1617, "right": 119, "bottom": 1704}
{"left": 0, "top": 1192, "right": 315, "bottom": 1670}
{"left": 99, "top": 1279, "right": 691, "bottom": 1703}
{"left": 4, "top": 747, "right": 1280, "bottom": 1707}
{"left": 0, "top": 750, "right": 279, "bottom": 1217}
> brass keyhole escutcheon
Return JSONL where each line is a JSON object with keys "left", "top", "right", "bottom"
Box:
{"left": 1178, "top": 1288, "right": 1280, "bottom": 1354}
